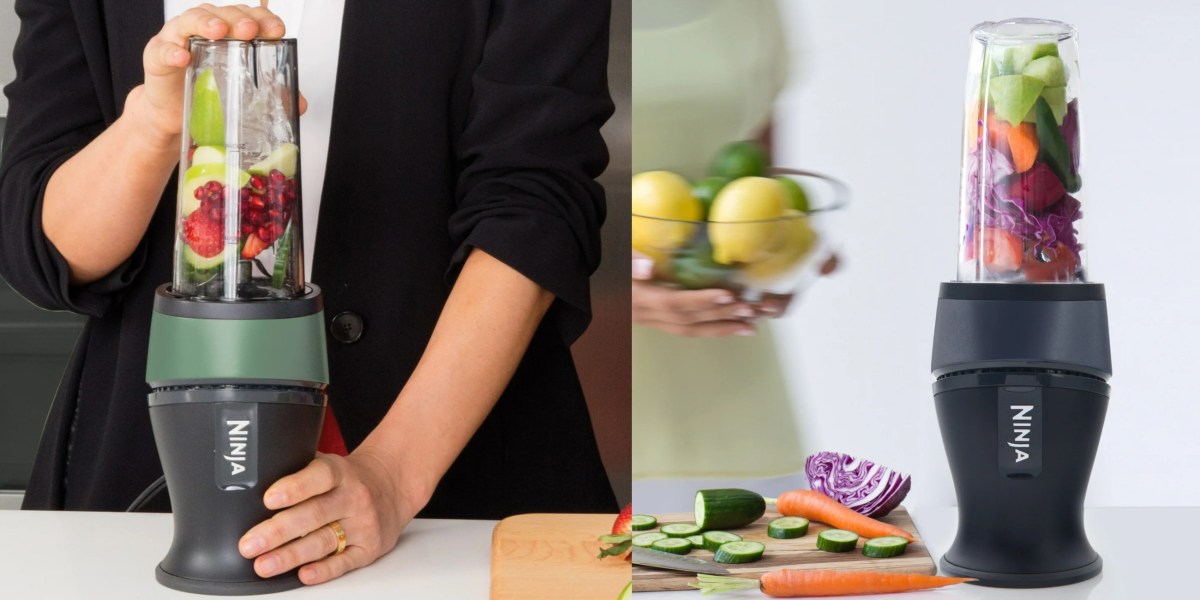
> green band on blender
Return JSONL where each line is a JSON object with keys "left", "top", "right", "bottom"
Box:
{"left": 146, "top": 311, "right": 330, "bottom": 386}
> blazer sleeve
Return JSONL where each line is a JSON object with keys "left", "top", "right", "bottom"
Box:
{"left": 448, "top": 0, "right": 613, "bottom": 345}
{"left": 0, "top": 0, "right": 148, "bottom": 317}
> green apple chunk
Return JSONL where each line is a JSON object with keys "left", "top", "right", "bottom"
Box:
{"left": 1023, "top": 55, "right": 1067, "bottom": 87}
{"left": 1010, "top": 42, "right": 1059, "bottom": 72}
{"left": 191, "top": 145, "right": 225, "bottom": 166}
{"left": 189, "top": 68, "right": 224, "bottom": 147}
{"left": 989, "top": 75, "right": 1045, "bottom": 126}
{"left": 249, "top": 143, "right": 299, "bottom": 179}
{"left": 179, "top": 164, "right": 251, "bottom": 216}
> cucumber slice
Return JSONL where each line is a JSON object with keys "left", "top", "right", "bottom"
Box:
{"left": 184, "top": 245, "right": 224, "bottom": 271}
{"left": 701, "top": 531, "right": 742, "bottom": 552}
{"left": 632, "top": 532, "right": 668, "bottom": 548}
{"left": 713, "top": 541, "right": 765, "bottom": 564}
{"left": 686, "top": 535, "right": 705, "bottom": 550}
{"left": 816, "top": 529, "right": 859, "bottom": 553}
{"left": 660, "top": 523, "right": 702, "bottom": 538}
{"left": 767, "top": 517, "right": 810, "bottom": 539}
{"left": 631, "top": 515, "right": 658, "bottom": 531}
{"left": 863, "top": 536, "right": 909, "bottom": 558}
{"left": 694, "top": 489, "right": 766, "bottom": 530}
{"left": 650, "top": 537, "right": 693, "bottom": 555}
{"left": 271, "top": 221, "right": 293, "bottom": 289}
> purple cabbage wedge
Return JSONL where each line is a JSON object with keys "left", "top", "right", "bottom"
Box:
{"left": 804, "top": 451, "right": 912, "bottom": 518}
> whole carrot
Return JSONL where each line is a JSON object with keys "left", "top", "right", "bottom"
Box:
{"left": 691, "top": 570, "right": 974, "bottom": 597}
{"left": 773, "top": 490, "right": 914, "bottom": 542}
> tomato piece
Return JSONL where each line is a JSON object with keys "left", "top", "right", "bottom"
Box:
{"left": 1023, "top": 243, "right": 1079, "bottom": 282}
{"left": 981, "top": 227, "right": 1023, "bottom": 273}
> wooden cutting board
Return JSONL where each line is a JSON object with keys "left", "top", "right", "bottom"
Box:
{"left": 633, "top": 506, "right": 934, "bottom": 592}
{"left": 491, "top": 513, "right": 631, "bottom": 600}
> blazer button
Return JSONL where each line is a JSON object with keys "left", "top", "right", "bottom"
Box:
{"left": 330, "top": 311, "right": 364, "bottom": 344}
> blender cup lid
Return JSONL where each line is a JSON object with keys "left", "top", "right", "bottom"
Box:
{"left": 972, "top": 18, "right": 1075, "bottom": 43}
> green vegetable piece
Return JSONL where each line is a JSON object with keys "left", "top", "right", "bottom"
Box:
{"left": 660, "top": 523, "right": 703, "bottom": 538}
{"left": 1022, "top": 55, "right": 1067, "bottom": 87}
{"left": 189, "top": 68, "right": 224, "bottom": 146}
{"left": 862, "top": 536, "right": 909, "bottom": 558}
{"left": 631, "top": 514, "right": 658, "bottom": 531}
{"left": 1010, "top": 42, "right": 1059, "bottom": 72}
{"left": 686, "top": 534, "right": 705, "bottom": 550}
{"left": 1033, "top": 97, "right": 1081, "bottom": 192}
{"left": 701, "top": 531, "right": 743, "bottom": 553}
{"left": 694, "top": 489, "right": 766, "bottom": 531}
{"left": 713, "top": 540, "right": 765, "bottom": 564}
{"left": 815, "top": 529, "right": 859, "bottom": 553}
{"left": 989, "top": 75, "right": 1045, "bottom": 127}
{"left": 767, "top": 516, "right": 810, "bottom": 539}
{"left": 632, "top": 532, "right": 669, "bottom": 548}
{"left": 271, "top": 222, "right": 293, "bottom": 289}
{"left": 650, "top": 537, "right": 693, "bottom": 555}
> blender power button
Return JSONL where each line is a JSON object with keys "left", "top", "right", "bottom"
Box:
{"left": 330, "top": 312, "right": 365, "bottom": 344}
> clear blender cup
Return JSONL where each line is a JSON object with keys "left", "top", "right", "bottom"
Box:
{"left": 959, "top": 19, "right": 1085, "bottom": 283}
{"left": 174, "top": 38, "right": 303, "bottom": 300}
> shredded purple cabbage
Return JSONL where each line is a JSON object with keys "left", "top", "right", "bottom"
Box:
{"left": 805, "top": 451, "right": 911, "bottom": 518}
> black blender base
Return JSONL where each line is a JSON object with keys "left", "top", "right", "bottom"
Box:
{"left": 156, "top": 565, "right": 303, "bottom": 596}
{"left": 940, "top": 554, "right": 1102, "bottom": 588}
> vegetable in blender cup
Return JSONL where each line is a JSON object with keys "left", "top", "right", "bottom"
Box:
{"left": 959, "top": 20, "right": 1085, "bottom": 283}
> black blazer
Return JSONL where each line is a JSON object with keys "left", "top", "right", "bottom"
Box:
{"left": 0, "top": 0, "right": 616, "bottom": 517}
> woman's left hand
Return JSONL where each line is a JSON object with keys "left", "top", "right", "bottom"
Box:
{"left": 238, "top": 449, "right": 421, "bottom": 585}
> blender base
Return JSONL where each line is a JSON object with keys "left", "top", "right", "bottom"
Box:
{"left": 156, "top": 565, "right": 303, "bottom": 596}
{"left": 940, "top": 554, "right": 1102, "bottom": 588}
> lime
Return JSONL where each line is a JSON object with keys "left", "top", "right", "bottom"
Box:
{"left": 671, "top": 242, "right": 736, "bottom": 290}
{"left": 691, "top": 176, "right": 731, "bottom": 220}
{"left": 707, "top": 176, "right": 787, "bottom": 265}
{"left": 775, "top": 177, "right": 811, "bottom": 212}
{"left": 631, "top": 171, "right": 702, "bottom": 256}
{"left": 709, "top": 141, "right": 768, "bottom": 179}
{"left": 189, "top": 68, "right": 225, "bottom": 146}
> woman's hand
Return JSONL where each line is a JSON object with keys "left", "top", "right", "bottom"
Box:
{"left": 237, "top": 448, "right": 423, "bottom": 585}
{"left": 131, "top": 4, "right": 287, "bottom": 142}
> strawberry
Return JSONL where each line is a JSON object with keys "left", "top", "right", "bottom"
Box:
{"left": 597, "top": 503, "right": 633, "bottom": 560}
{"left": 183, "top": 210, "right": 223, "bottom": 258}
{"left": 242, "top": 232, "right": 270, "bottom": 259}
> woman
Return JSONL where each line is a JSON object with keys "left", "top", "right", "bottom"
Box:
{"left": 0, "top": 0, "right": 615, "bottom": 585}
{"left": 631, "top": 0, "right": 826, "bottom": 511}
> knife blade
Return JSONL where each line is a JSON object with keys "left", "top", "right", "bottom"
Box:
{"left": 631, "top": 547, "right": 731, "bottom": 575}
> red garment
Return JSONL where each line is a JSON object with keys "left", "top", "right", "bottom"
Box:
{"left": 317, "top": 405, "right": 349, "bottom": 456}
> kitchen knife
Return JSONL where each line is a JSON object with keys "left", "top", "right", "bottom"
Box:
{"left": 631, "top": 547, "right": 731, "bottom": 575}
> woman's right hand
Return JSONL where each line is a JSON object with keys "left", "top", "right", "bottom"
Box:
{"left": 130, "top": 4, "right": 287, "bottom": 143}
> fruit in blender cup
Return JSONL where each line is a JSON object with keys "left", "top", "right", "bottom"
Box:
{"left": 249, "top": 143, "right": 299, "bottom": 179}
{"left": 189, "top": 68, "right": 224, "bottom": 147}
{"left": 191, "top": 146, "right": 226, "bottom": 166}
{"left": 1009, "top": 42, "right": 1059, "bottom": 72}
{"left": 1023, "top": 243, "right": 1079, "bottom": 282}
{"left": 183, "top": 209, "right": 223, "bottom": 259}
{"left": 181, "top": 164, "right": 249, "bottom": 216}
{"left": 1006, "top": 122, "right": 1039, "bottom": 173}
{"left": 988, "top": 75, "right": 1045, "bottom": 127}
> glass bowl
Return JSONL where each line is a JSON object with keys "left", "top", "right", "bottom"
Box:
{"left": 632, "top": 168, "right": 848, "bottom": 301}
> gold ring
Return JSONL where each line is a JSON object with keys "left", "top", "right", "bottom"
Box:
{"left": 326, "top": 520, "right": 347, "bottom": 556}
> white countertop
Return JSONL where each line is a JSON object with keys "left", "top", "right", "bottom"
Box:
{"left": 0, "top": 510, "right": 495, "bottom": 598}
{"left": 639, "top": 507, "right": 1196, "bottom": 600}
{"left": 2, "top": 507, "right": 1195, "bottom": 598}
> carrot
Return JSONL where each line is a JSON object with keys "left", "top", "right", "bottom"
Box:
{"left": 773, "top": 490, "right": 914, "bottom": 542}
{"left": 1007, "top": 122, "right": 1039, "bottom": 173}
{"left": 692, "top": 571, "right": 974, "bottom": 597}
{"left": 986, "top": 112, "right": 1011, "bottom": 152}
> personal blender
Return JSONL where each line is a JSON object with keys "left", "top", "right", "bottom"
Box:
{"left": 145, "top": 37, "right": 328, "bottom": 595}
{"left": 931, "top": 19, "right": 1109, "bottom": 587}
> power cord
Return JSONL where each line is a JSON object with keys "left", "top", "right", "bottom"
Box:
{"left": 126, "top": 475, "right": 167, "bottom": 512}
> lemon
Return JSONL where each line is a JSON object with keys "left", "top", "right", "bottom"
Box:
{"left": 189, "top": 68, "right": 224, "bottom": 147}
{"left": 707, "top": 176, "right": 787, "bottom": 265}
{"left": 745, "top": 209, "right": 819, "bottom": 282}
{"left": 631, "top": 171, "right": 702, "bottom": 256}
{"left": 710, "top": 141, "right": 768, "bottom": 179}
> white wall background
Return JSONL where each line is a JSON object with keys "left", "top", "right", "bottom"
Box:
{"left": 771, "top": 0, "right": 1200, "bottom": 508}
{"left": 0, "top": 1, "right": 15, "bottom": 114}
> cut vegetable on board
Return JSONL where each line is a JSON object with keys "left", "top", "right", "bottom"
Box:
{"left": 690, "top": 570, "right": 974, "bottom": 597}
{"left": 804, "top": 451, "right": 912, "bottom": 518}
{"left": 772, "top": 490, "right": 915, "bottom": 542}
{"left": 695, "top": 488, "right": 767, "bottom": 530}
